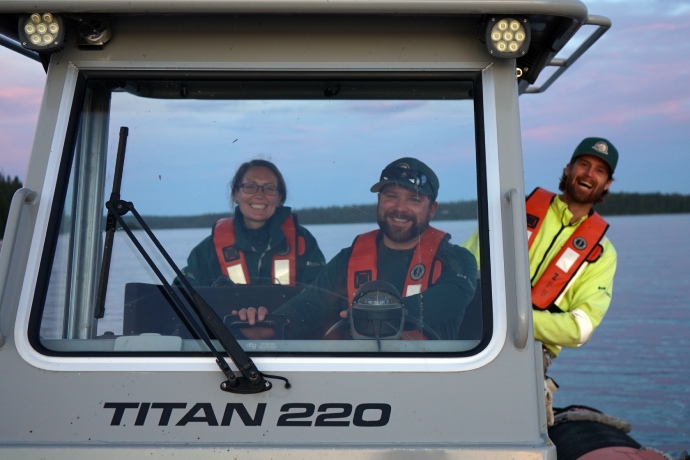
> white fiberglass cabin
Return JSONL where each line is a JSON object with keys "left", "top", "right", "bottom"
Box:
{"left": 0, "top": 1, "right": 611, "bottom": 458}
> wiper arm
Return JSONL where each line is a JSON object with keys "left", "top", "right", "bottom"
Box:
{"left": 95, "top": 126, "right": 128, "bottom": 319}
{"left": 108, "top": 200, "right": 290, "bottom": 393}
{"left": 97, "top": 127, "right": 290, "bottom": 394}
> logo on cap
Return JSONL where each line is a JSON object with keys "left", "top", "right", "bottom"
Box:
{"left": 592, "top": 141, "right": 609, "bottom": 155}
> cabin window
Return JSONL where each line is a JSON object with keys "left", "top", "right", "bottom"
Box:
{"left": 33, "top": 74, "right": 491, "bottom": 357}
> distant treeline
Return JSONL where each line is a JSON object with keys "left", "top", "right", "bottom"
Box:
{"left": 121, "top": 201, "right": 477, "bottom": 230}
{"left": 594, "top": 192, "right": 690, "bottom": 216}
{"left": 122, "top": 192, "right": 690, "bottom": 230}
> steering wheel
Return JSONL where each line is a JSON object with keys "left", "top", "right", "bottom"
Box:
{"left": 323, "top": 315, "right": 442, "bottom": 340}
{"left": 323, "top": 279, "right": 443, "bottom": 341}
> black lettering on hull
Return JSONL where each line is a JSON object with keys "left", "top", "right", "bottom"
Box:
{"left": 103, "top": 402, "right": 390, "bottom": 428}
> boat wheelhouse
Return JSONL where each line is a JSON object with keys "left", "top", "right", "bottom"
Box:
{"left": 0, "top": 1, "right": 615, "bottom": 458}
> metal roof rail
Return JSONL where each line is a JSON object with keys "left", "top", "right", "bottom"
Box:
{"left": 524, "top": 14, "right": 611, "bottom": 94}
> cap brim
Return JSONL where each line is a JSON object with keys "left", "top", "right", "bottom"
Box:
{"left": 370, "top": 180, "right": 393, "bottom": 193}
{"left": 370, "top": 180, "right": 433, "bottom": 196}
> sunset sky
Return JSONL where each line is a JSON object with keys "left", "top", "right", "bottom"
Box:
{"left": 1, "top": 0, "right": 689, "bottom": 212}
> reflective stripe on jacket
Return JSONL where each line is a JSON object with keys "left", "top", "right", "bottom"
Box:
{"left": 526, "top": 187, "right": 609, "bottom": 311}
{"left": 346, "top": 227, "right": 448, "bottom": 307}
{"left": 213, "top": 216, "right": 303, "bottom": 285}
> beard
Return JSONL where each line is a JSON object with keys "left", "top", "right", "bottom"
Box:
{"left": 377, "top": 209, "right": 432, "bottom": 244}
{"left": 563, "top": 174, "right": 608, "bottom": 205}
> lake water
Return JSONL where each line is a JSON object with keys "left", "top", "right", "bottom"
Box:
{"left": 92, "top": 214, "right": 690, "bottom": 456}
{"left": 542, "top": 213, "right": 690, "bottom": 457}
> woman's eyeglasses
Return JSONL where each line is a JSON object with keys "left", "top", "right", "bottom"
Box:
{"left": 238, "top": 183, "right": 280, "bottom": 196}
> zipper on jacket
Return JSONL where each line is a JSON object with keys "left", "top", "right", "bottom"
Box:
{"left": 530, "top": 206, "right": 574, "bottom": 285}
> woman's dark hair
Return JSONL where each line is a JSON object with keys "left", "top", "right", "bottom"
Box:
{"left": 231, "top": 159, "right": 287, "bottom": 205}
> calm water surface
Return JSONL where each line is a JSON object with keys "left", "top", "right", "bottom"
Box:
{"left": 549, "top": 214, "right": 690, "bottom": 457}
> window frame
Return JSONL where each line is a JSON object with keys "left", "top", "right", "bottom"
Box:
{"left": 18, "top": 65, "right": 506, "bottom": 373}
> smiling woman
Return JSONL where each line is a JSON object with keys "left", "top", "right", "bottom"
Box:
{"left": 178, "top": 158, "right": 326, "bottom": 287}
{"left": 232, "top": 162, "right": 285, "bottom": 230}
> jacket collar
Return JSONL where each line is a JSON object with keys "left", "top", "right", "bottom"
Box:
{"left": 553, "top": 195, "right": 588, "bottom": 227}
{"left": 232, "top": 205, "right": 292, "bottom": 251}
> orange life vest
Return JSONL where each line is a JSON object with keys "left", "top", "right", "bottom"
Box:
{"left": 213, "top": 216, "right": 304, "bottom": 285}
{"left": 526, "top": 188, "right": 609, "bottom": 310}
{"left": 346, "top": 227, "right": 448, "bottom": 307}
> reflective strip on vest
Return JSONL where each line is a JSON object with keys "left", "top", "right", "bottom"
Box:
{"left": 572, "top": 308, "right": 594, "bottom": 345}
{"left": 405, "top": 284, "right": 422, "bottom": 297}
{"left": 270, "top": 216, "right": 299, "bottom": 285}
{"left": 227, "top": 264, "right": 248, "bottom": 284}
{"left": 213, "top": 215, "right": 299, "bottom": 285}
{"left": 554, "top": 261, "right": 588, "bottom": 307}
{"left": 346, "top": 227, "right": 447, "bottom": 307}
{"left": 526, "top": 188, "right": 609, "bottom": 311}
{"left": 273, "top": 259, "right": 291, "bottom": 286}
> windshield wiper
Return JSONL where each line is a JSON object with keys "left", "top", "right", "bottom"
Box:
{"left": 96, "top": 126, "right": 290, "bottom": 394}
{"left": 94, "top": 127, "right": 129, "bottom": 319}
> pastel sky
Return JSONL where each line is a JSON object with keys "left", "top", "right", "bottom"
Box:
{"left": 1, "top": 0, "right": 689, "bottom": 212}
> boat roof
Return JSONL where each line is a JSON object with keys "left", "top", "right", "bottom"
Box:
{"left": 0, "top": 0, "right": 588, "bottom": 16}
{"left": 0, "top": 0, "right": 608, "bottom": 93}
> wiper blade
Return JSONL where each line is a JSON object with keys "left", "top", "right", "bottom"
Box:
{"left": 95, "top": 126, "right": 128, "bottom": 319}
{"left": 97, "top": 127, "right": 290, "bottom": 394}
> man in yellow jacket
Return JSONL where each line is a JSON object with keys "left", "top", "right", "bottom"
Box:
{"left": 464, "top": 136, "right": 619, "bottom": 424}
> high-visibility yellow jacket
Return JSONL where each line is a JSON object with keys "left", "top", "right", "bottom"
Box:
{"left": 462, "top": 191, "right": 617, "bottom": 357}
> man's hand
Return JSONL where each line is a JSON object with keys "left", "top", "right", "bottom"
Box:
{"left": 230, "top": 307, "right": 275, "bottom": 339}
{"left": 233, "top": 306, "right": 269, "bottom": 324}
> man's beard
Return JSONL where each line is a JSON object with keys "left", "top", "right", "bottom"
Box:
{"left": 377, "top": 210, "right": 431, "bottom": 244}
{"left": 564, "top": 175, "right": 607, "bottom": 205}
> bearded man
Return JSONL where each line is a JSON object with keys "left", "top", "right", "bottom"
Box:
{"left": 236, "top": 157, "right": 477, "bottom": 340}
{"left": 527, "top": 138, "right": 618, "bottom": 363}
{"left": 463, "top": 136, "right": 620, "bottom": 425}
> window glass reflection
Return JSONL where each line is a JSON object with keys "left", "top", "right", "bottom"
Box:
{"left": 39, "top": 78, "right": 484, "bottom": 355}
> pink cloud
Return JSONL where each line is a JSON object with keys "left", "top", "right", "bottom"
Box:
{"left": 621, "top": 21, "right": 686, "bottom": 33}
{"left": 0, "top": 86, "right": 43, "bottom": 110}
{"left": 523, "top": 95, "right": 690, "bottom": 144}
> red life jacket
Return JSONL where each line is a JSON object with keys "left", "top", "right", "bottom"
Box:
{"left": 213, "top": 216, "right": 304, "bottom": 285}
{"left": 526, "top": 188, "right": 609, "bottom": 311}
{"left": 346, "top": 227, "right": 448, "bottom": 307}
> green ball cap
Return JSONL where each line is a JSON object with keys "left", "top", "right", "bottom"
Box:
{"left": 571, "top": 137, "right": 619, "bottom": 174}
{"left": 370, "top": 157, "right": 439, "bottom": 201}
